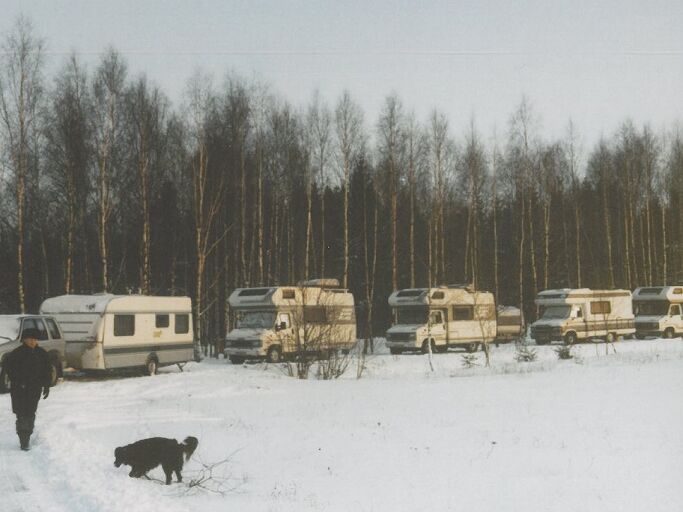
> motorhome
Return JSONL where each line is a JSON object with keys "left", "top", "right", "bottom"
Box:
{"left": 633, "top": 286, "right": 683, "bottom": 339}
{"left": 224, "top": 279, "right": 357, "bottom": 364}
{"left": 40, "top": 294, "right": 194, "bottom": 375}
{"left": 385, "top": 285, "right": 502, "bottom": 354}
{"left": 0, "top": 315, "right": 66, "bottom": 393}
{"left": 531, "top": 288, "right": 635, "bottom": 345}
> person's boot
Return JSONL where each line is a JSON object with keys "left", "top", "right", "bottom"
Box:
{"left": 19, "top": 433, "right": 30, "bottom": 451}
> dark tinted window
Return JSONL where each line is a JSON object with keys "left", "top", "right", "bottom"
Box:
{"left": 452, "top": 306, "right": 474, "bottom": 321}
{"left": 303, "top": 306, "right": 327, "bottom": 323}
{"left": 282, "top": 289, "right": 295, "bottom": 299}
{"left": 114, "top": 315, "right": 135, "bottom": 336}
{"left": 431, "top": 291, "right": 445, "bottom": 300}
{"left": 45, "top": 318, "right": 61, "bottom": 339}
{"left": 175, "top": 314, "right": 190, "bottom": 334}
{"left": 155, "top": 314, "right": 169, "bottom": 328}
{"left": 238, "top": 288, "right": 270, "bottom": 296}
{"left": 22, "top": 318, "right": 49, "bottom": 340}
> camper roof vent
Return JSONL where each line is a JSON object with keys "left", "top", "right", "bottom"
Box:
{"left": 299, "top": 278, "right": 340, "bottom": 288}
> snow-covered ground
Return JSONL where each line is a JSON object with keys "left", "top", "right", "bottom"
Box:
{"left": 1, "top": 338, "right": 682, "bottom": 512}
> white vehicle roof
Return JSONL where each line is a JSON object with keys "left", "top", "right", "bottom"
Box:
{"left": 228, "top": 282, "right": 354, "bottom": 309}
{"left": 535, "top": 288, "right": 631, "bottom": 305}
{"left": 388, "top": 286, "right": 494, "bottom": 307}
{"left": 633, "top": 286, "right": 683, "bottom": 302}
{"left": 40, "top": 294, "right": 192, "bottom": 314}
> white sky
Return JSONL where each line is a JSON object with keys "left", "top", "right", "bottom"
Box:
{"left": 2, "top": 0, "right": 682, "bottom": 146}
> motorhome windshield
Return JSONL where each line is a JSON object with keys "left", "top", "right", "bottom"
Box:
{"left": 635, "top": 301, "right": 670, "bottom": 316}
{"left": 235, "top": 311, "right": 276, "bottom": 329}
{"left": 541, "top": 306, "right": 571, "bottom": 320}
{"left": 395, "top": 307, "right": 429, "bottom": 325}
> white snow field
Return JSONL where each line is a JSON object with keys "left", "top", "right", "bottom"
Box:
{"left": 1, "top": 338, "right": 682, "bottom": 512}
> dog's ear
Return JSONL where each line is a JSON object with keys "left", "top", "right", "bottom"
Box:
{"left": 114, "top": 447, "right": 123, "bottom": 467}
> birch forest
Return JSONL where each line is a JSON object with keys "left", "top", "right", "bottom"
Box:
{"left": 1, "top": 19, "right": 682, "bottom": 346}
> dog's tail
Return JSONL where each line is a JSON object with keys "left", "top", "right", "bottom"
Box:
{"left": 181, "top": 436, "right": 198, "bottom": 461}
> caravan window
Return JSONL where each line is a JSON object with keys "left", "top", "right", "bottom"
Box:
{"left": 114, "top": 315, "right": 135, "bottom": 336}
{"left": 303, "top": 306, "right": 327, "bottom": 324}
{"left": 670, "top": 305, "right": 682, "bottom": 317}
{"left": 175, "top": 314, "right": 190, "bottom": 334}
{"left": 155, "top": 314, "right": 170, "bottom": 328}
{"left": 590, "top": 301, "right": 611, "bottom": 315}
{"left": 452, "top": 306, "right": 474, "bottom": 321}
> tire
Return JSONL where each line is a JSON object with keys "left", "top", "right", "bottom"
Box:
{"left": 663, "top": 327, "right": 675, "bottom": 339}
{"left": 389, "top": 348, "right": 403, "bottom": 355}
{"left": 229, "top": 355, "right": 245, "bottom": 364}
{"left": 635, "top": 332, "right": 646, "bottom": 340}
{"left": 564, "top": 332, "right": 578, "bottom": 346}
{"left": 421, "top": 340, "right": 436, "bottom": 354}
{"left": 465, "top": 342, "right": 479, "bottom": 353}
{"left": 266, "top": 345, "right": 282, "bottom": 363}
{"left": 437, "top": 344, "right": 449, "bottom": 354}
{"left": 605, "top": 332, "right": 616, "bottom": 344}
{"left": 0, "top": 366, "right": 10, "bottom": 394}
{"left": 145, "top": 356, "right": 158, "bottom": 376}
{"left": 49, "top": 360, "right": 61, "bottom": 387}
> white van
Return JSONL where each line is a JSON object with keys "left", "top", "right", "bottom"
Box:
{"left": 633, "top": 286, "right": 683, "bottom": 339}
{"left": 225, "top": 279, "right": 357, "bottom": 364}
{"left": 385, "top": 285, "right": 499, "bottom": 354}
{"left": 40, "top": 294, "right": 194, "bottom": 375}
{"left": 0, "top": 315, "right": 66, "bottom": 392}
{"left": 531, "top": 288, "right": 635, "bottom": 345}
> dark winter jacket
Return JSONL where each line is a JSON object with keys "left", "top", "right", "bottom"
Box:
{"left": 6, "top": 344, "right": 51, "bottom": 416}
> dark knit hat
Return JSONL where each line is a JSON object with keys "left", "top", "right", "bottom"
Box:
{"left": 21, "top": 328, "right": 41, "bottom": 341}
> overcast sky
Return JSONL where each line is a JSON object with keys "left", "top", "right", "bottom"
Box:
{"left": 3, "top": 0, "right": 682, "bottom": 146}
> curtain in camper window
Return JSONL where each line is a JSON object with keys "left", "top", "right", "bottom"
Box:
{"left": 156, "top": 314, "right": 170, "bottom": 328}
{"left": 114, "top": 315, "right": 135, "bottom": 336}
{"left": 175, "top": 314, "right": 189, "bottom": 334}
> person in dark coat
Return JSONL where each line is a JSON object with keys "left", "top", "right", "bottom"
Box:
{"left": 5, "top": 328, "right": 51, "bottom": 450}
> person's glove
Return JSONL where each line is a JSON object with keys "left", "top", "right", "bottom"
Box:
{"left": 42, "top": 386, "right": 50, "bottom": 399}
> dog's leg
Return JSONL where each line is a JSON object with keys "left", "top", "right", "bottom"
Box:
{"left": 162, "top": 464, "right": 173, "bottom": 485}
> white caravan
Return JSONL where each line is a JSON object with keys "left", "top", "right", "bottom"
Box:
{"left": 385, "top": 286, "right": 500, "bottom": 354}
{"left": 531, "top": 288, "right": 635, "bottom": 345}
{"left": 40, "top": 294, "right": 194, "bottom": 375}
{"left": 225, "top": 279, "right": 357, "bottom": 364}
{"left": 633, "top": 286, "right": 683, "bottom": 339}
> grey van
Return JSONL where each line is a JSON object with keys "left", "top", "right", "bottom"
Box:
{"left": 0, "top": 315, "right": 66, "bottom": 393}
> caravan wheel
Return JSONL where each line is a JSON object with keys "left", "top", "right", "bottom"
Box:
{"left": 465, "top": 342, "right": 479, "bottom": 353}
{"left": 663, "top": 327, "right": 675, "bottom": 339}
{"left": 604, "top": 332, "right": 616, "bottom": 344}
{"left": 145, "top": 356, "right": 158, "bottom": 376}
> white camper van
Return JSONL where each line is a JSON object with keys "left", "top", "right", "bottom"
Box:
{"left": 225, "top": 279, "right": 357, "bottom": 364}
{"left": 531, "top": 289, "right": 635, "bottom": 345}
{"left": 385, "top": 286, "right": 499, "bottom": 354}
{"left": 633, "top": 286, "right": 683, "bottom": 339}
{"left": 40, "top": 294, "right": 194, "bottom": 375}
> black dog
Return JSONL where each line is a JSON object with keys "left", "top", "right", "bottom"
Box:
{"left": 114, "top": 436, "right": 198, "bottom": 485}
